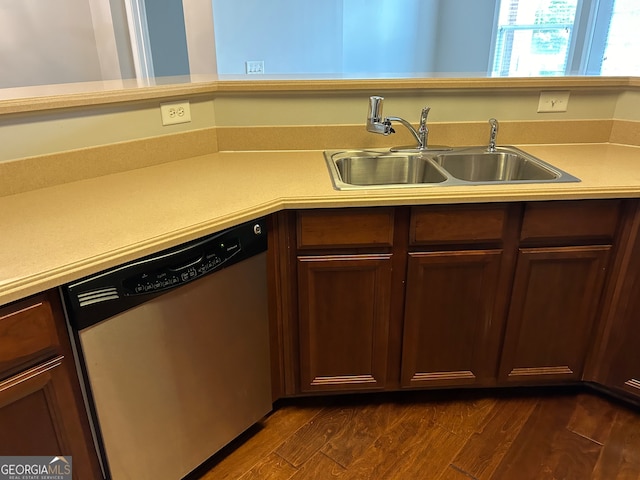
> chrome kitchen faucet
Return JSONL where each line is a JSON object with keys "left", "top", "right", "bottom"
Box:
{"left": 366, "top": 96, "right": 448, "bottom": 152}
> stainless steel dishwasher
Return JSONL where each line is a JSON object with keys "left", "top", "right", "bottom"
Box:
{"left": 61, "top": 218, "right": 271, "bottom": 480}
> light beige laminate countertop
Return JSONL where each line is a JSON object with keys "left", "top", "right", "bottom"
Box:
{"left": 2, "top": 143, "right": 640, "bottom": 306}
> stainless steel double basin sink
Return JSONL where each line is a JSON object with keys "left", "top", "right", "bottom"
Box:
{"left": 324, "top": 146, "right": 580, "bottom": 190}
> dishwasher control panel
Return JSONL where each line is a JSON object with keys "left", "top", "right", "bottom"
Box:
{"left": 62, "top": 218, "right": 267, "bottom": 330}
{"left": 123, "top": 238, "right": 240, "bottom": 295}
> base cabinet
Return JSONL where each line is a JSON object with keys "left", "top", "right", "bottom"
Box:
{"left": 1, "top": 357, "right": 81, "bottom": 454}
{"left": 587, "top": 202, "right": 640, "bottom": 401}
{"left": 297, "top": 255, "right": 392, "bottom": 392}
{"left": 0, "top": 293, "right": 102, "bottom": 480}
{"left": 598, "top": 281, "right": 640, "bottom": 400}
{"left": 499, "top": 246, "right": 610, "bottom": 384}
{"left": 401, "top": 249, "right": 505, "bottom": 388}
{"left": 497, "top": 200, "right": 621, "bottom": 386}
{"left": 272, "top": 200, "right": 625, "bottom": 397}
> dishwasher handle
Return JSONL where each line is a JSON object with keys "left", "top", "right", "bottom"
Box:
{"left": 168, "top": 255, "right": 205, "bottom": 272}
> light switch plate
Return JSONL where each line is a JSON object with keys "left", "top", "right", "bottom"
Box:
{"left": 246, "top": 61, "right": 265, "bottom": 74}
{"left": 538, "top": 91, "right": 570, "bottom": 113}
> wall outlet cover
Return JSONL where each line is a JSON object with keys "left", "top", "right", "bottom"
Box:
{"left": 160, "top": 101, "right": 192, "bottom": 126}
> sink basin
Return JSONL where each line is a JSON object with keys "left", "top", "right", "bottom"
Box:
{"left": 434, "top": 150, "right": 558, "bottom": 182}
{"left": 324, "top": 147, "right": 580, "bottom": 190}
{"left": 327, "top": 151, "right": 447, "bottom": 190}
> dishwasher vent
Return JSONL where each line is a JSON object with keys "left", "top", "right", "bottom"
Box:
{"left": 77, "top": 287, "right": 120, "bottom": 307}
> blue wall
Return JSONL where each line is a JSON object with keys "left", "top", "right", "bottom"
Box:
{"left": 213, "top": 0, "right": 497, "bottom": 77}
{"left": 146, "top": 0, "right": 190, "bottom": 76}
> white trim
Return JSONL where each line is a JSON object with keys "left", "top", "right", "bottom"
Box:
{"left": 123, "top": 0, "right": 155, "bottom": 83}
{"left": 487, "top": 0, "right": 502, "bottom": 76}
{"left": 566, "top": 0, "right": 588, "bottom": 74}
{"left": 586, "top": 0, "right": 615, "bottom": 75}
{"left": 87, "top": 0, "right": 123, "bottom": 81}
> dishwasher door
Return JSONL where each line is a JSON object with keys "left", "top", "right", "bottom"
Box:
{"left": 79, "top": 253, "right": 270, "bottom": 480}
{"left": 63, "top": 220, "right": 271, "bottom": 480}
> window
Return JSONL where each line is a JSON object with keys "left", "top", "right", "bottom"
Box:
{"left": 601, "top": 0, "right": 640, "bottom": 75}
{"left": 491, "top": 0, "right": 579, "bottom": 77}
{"left": 492, "top": 0, "right": 640, "bottom": 77}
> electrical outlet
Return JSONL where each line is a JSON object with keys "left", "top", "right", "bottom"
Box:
{"left": 537, "top": 91, "right": 570, "bottom": 113}
{"left": 160, "top": 101, "right": 191, "bottom": 126}
{"left": 245, "top": 60, "right": 265, "bottom": 74}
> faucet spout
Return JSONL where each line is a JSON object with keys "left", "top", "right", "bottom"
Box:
{"left": 385, "top": 116, "right": 421, "bottom": 145}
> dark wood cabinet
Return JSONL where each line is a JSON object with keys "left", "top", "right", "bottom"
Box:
{"left": 499, "top": 245, "right": 610, "bottom": 384}
{"left": 0, "top": 292, "right": 102, "bottom": 480}
{"left": 292, "top": 208, "right": 397, "bottom": 393}
{"left": 401, "top": 249, "right": 505, "bottom": 388}
{"left": 596, "top": 284, "right": 640, "bottom": 400}
{"left": 270, "top": 200, "right": 625, "bottom": 397}
{"left": 586, "top": 201, "right": 640, "bottom": 402}
{"left": 498, "top": 200, "right": 621, "bottom": 385}
{"left": 400, "top": 204, "right": 518, "bottom": 389}
{"left": 297, "top": 254, "right": 392, "bottom": 392}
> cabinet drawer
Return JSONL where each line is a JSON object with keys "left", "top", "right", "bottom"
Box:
{"left": 410, "top": 204, "right": 507, "bottom": 245}
{"left": 297, "top": 208, "right": 394, "bottom": 249}
{"left": 0, "top": 296, "right": 60, "bottom": 378}
{"left": 521, "top": 200, "right": 621, "bottom": 244}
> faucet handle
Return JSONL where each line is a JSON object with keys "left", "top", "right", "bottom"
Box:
{"left": 418, "top": 107, "right": 430, "bottom": 133}
{"left": 417, "top": 106, "right": 431, "bottom": 149}
{"left": 488, "top": 118, "right": 499, "bottom": 152}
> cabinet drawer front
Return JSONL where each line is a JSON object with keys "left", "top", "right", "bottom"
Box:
{"left": 297, "top": 208, "right": 394, "bottom": 249}
{"left": 0, "top": 297, "right": 60, "bottom": 378}
{"left": 410, "top": 204, "right": 507, "bottom": 245}
{"left": 521, "top": 200, "right": 621, "bottom": 244}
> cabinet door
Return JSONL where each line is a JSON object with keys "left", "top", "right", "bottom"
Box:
{"left": 589, "top": 204, "right": 640, "bottom": 400}
{"left": 499, "top": 246, "right": 610, "bottom": 384}
{"left": 0, "top": 357, "right": 100, "bottom": 479}
{"left": 401, "top": 250, "right": 505, "bottom": 388}
{"left": 0, "top": 294, "right": 102, "bottom": 480}
{"left": 600, "top": 284, "right": 640, "bottom": 399}
{"left": 297, "top": 254, "right": 392, "bottom": 393}
{"left": 1, "top": 357, "right": 68, "bottom": 454}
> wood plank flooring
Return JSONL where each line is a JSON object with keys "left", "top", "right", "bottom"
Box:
{"left": 190, "top": 388, "right": 640, "bottom": 480}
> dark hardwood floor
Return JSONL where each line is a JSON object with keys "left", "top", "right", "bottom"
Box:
{"left": 192, "top": 388, "right": 640, "bottom": 480}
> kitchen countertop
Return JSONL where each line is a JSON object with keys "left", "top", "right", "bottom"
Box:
{"left": 1, "top": 142, "right": 639, "bottom": 306}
